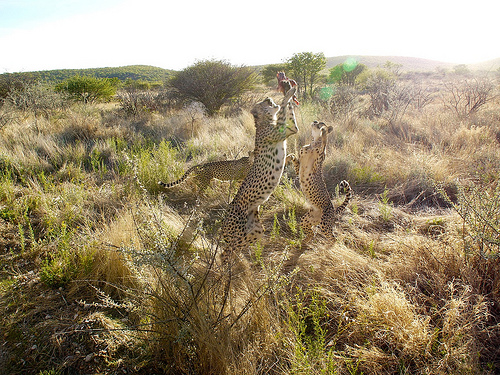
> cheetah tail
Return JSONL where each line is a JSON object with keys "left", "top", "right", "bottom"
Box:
{"left": 158, "top": 165, "right": 198, "bottom": 188}
{"left": 336, "top": 180, "right": 352, "bottom": 214}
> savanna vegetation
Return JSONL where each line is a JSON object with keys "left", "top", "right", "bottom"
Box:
{"left": 1, "top": 56, "right": 500, "bottom": 374}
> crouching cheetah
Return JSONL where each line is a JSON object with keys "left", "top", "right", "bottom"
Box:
{"left": 286, "top": 121, "right": 351, "bottom": 242}
{"left": 158, "top": 152, "right": 254, "bottom": 193}
{"left": 221, "top": 85, "right": 298, "bottom": 259}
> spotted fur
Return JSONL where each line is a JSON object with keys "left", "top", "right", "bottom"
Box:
{"left": 221, "top": 86, "right": 298, "bottom": 258}
{"left": 286, "top": 121, "right": 351, "bottom": 241}
{"left": 158, "top": 152, "right": 254, "bottom": 193}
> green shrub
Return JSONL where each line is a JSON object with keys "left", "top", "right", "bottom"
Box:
{"left": 56, "top": 75, "right": 119, "bottom": 103}
{"left": 170, "top": 60, "right": 258, "bottom": 115}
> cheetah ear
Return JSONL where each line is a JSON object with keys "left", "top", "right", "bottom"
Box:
{"left": 327, "top": 126, "right": 334, "bottom": 134}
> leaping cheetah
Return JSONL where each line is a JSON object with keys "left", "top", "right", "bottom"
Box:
{"left": 221, "top": 84, "right": 298, "bottom": 259}
{"left": 158, "top": 152, "right": 254, "bottom": 193}
{"left": 286, "top": 121, "right": 351, "bottom": 242}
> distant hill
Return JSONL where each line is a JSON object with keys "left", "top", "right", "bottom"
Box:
{"left": 324, "top": 55, "right": 456, "bottom": 71}
{"left": 2, "top": 57, "right": 498, "bottom": 86}
{"left": 0, "top": 65, "right": 173, "bottom": 83}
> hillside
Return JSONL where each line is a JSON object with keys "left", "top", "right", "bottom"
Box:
{"left": 2, "top": 56, "right": 498, "bottom": 87}
{"left": 0, "top": 65, "right": 173, "bottom": 83}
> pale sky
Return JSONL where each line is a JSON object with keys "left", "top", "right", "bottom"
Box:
{"left": 1, "top": 0, "right": 498, "bottom": 73}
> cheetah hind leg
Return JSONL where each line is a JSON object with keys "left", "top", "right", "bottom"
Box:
{"left": 245, "top": 209, "right": 264, "bottom": 245}
{"left": 317, "top": 209, "right": 336, "bottom": 243}
{"left": 221, "top": 209, "right": 266, "bottom": 265}
{"left": 300, "top": 208, "right": 321, "bottom": 243}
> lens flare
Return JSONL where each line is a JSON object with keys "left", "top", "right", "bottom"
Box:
{"left": 319, "top": 86, "right": 335, "bottom": 101}
{"left": 343, "top": 57, "right": 358, "bottom": 72}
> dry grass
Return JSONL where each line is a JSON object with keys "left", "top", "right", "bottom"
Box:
{"left": 1, "top": 73, "right": 500, "bottom": 374}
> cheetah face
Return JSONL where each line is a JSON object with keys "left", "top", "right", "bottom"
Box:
{"left": 311, "top": 121, "right": 324, "bottom": 141}
{"left": 310, "top": 121, "right": 333, "bottom": 141}
{"left": 251, "top": 97, "right": 280, "bottom": 123}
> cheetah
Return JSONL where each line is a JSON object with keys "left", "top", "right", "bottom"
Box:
{"left": 286, "top": 121, "right": 351, "bottom": 242}
{"left": 221, "top": 84, "right": 298, "bottom": 259}
{"left": 158, "top": 152, "right": 254, "bottom": 193}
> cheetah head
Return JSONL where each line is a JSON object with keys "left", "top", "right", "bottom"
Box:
{"left": 251, "top": 86, "right": 298, "bottom": 143}
{"left": 311, "top": 121, "right": 333, "bottom": 141}
{"left": 251, "top": 97, "right": 280, "bottom": 123}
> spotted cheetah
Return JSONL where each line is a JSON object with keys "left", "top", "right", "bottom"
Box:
{"left": 286, "top": 121, "right": 351, "bottom": 242}
{"left": 221, "top": 85, "right": 298, "bottom": 258}
{"left": 158, "top": 152, "right": 254, "bottom": 193}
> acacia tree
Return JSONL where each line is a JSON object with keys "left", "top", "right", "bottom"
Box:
{"left": 169, "top": 60, "right": 257, "bottom": 116}
{"left": 285, "top": 52, "right": 326, "bottom": 98}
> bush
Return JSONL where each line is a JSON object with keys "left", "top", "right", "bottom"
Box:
{"left": 0, "top": 72, "right": 38, "bottom": 101}
{"left": 56, "top": 75, "right": 120, "bottom": 103}
{"left": 169, "top": 60, "right": 258, "bottom": 116}
{"left": 122, "top": 199, "right": 289, "bottom": 374}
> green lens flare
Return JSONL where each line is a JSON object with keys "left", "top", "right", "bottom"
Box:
{"left": 343, "top": 57, "right": 358, "bottom": 72}
{"left": 319, "top": 87, "right": 335, "bottom": 101}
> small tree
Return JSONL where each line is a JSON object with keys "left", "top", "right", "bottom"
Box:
{"left": 169, "top": 60, "right": 257, "bottom": 116}
{"left": 285, "top": 52, "right": 326, "bottom": 98}
{"left": 56, "top": 75, "right": 119, "bottom": 103}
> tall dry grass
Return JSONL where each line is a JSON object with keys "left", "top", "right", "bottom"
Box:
{"left": 1, "top": 73, "right": 500, "bottom": 374}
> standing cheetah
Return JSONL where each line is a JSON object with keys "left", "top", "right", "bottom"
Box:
{"left": 221, "top": 85, "right": 298, "bottom": 259}
{"left": 286, "top": 121, "right": 351, "bottom": 242}
{"left": 158, "top": 152, "right": 254, "bottom": 193}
